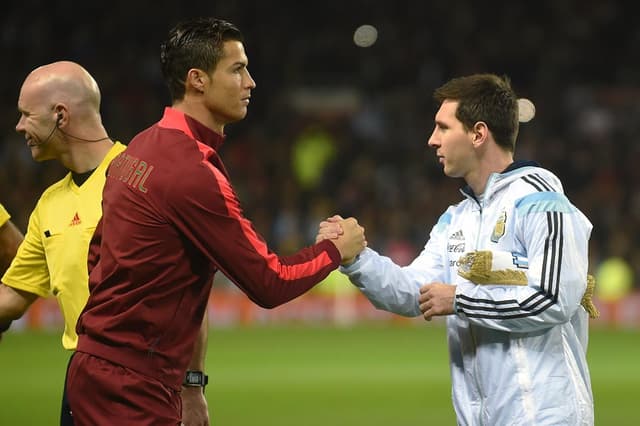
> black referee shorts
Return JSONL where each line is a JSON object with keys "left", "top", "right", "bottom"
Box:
{"left": 60, "top": 352, "right": 75, "bottom": 426}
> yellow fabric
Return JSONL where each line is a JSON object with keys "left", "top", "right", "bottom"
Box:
{"left": 1, "top": 142, "right": 126, "bottom": 349}
{"left": 459, "top": 250, "right": 599, "bottom": 319}
{"left": 457, "top": 251, "right": 528, "bottom": 285}
{"left": 582, "top": 275, "right": 599, "bottom": 319}
{"left": 0, "top": 203, "right": 10, "bottom": 227}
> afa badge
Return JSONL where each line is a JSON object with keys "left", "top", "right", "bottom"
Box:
{"left": 491, "top": 211, "right": 507, "bottom": 243}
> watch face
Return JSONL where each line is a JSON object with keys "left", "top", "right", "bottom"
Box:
{"left": 184, "top": 371, "right": 207, "bottom": 386}
{"left": 187, "top": 372, "right": 202, "bottom": 382}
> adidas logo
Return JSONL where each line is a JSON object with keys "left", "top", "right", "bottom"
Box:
{"left": 69, "top": 212, "right": 82, "bottom": 226}
{"left": 449, "top": 230, "right": 464, "bottom": 240}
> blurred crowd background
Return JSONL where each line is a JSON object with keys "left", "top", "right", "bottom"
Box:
{"left": 1, "top": 1, "right": 639, "bottom": 301}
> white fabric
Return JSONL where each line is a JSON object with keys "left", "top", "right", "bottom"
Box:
{"left": 342, "top": 165, "right": 594, "bottom": 425}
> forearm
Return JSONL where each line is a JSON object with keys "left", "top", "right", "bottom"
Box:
{"left": 455, "top": 280, "right": 578, "bottom": 332}
{"left": 0, "top": 283, "right": 36, "bottom": 336}
{"left": 0, "top": 283, "right": 35, "bottom": 323}
{"left": 342, "top": 248, "right": 423, "bottom": 317}
{"left": 177, "top": 180, "right": 340, "bottom": 310}
{"left": 187, "top": 309, "right": 208, "bottom": 372}
{"left": 224, "top": 239, "right": 341, "bottom": 309}
{"left": 455, "top": 248, "right": 588, "bottom": 332}
{"left": 181, "top": 309, "right": 210, "bottom": 425}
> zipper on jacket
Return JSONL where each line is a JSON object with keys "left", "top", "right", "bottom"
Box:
{"left": 471, "top": 189, "right": 486, "bottom": 422}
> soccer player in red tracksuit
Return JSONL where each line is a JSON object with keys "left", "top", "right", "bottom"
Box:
{"left": 66, "top": 17, "right": 366, "bottom": 425}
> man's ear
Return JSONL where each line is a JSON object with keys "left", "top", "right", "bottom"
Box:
{"left": 186, "top": 69, "right": 208, "bottom": 93}
{"left": 471, "top": 121, "right": 489, "bottom": 147}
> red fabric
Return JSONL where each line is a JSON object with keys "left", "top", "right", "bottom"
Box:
{"left": 76, "top": 107, "right": 341, "bottom": 392}
{"left": 67, "top": 351, "right": 181, "bottom": 425}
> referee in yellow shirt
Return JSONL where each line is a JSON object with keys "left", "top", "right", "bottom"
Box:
{"left": 0, "top": 61, "right": 125, "bottom": 426}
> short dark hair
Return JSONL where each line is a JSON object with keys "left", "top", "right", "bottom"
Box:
{"left": 160, "top": 17, "right": 244, "bottom": 102}
{"left": 434, "top": 74, "right": 519, "bottom": 151}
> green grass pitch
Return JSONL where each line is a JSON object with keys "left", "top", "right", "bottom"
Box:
{"left": 0, "top": 323, "right": 638, "bottom": 425}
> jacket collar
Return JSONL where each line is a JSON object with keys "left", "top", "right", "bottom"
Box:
{"left": 461, "top": 160, "right": 541, "bottom": 200}
{"left": 157, "top": 107, "right": 225, "bottom": 151}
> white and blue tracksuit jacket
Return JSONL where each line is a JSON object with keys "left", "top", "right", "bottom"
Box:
{"left": 342, "top": 162, "right": 594, "bottom": 425}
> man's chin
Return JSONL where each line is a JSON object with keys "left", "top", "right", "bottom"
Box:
{"left": 225, "top": 111, "right": 248, "bottom": 125}
{"left": 442, "top": 167, "right": 461, "bottom": 179}
{"left": 29, "top": 148, "right": 50, "bottom": 162}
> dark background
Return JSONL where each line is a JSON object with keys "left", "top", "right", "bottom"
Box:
{"left": 1, "top": 0, "right": 638, "bottom": 285}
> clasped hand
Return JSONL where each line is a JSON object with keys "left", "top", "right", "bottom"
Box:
{"left": 316, "top": 215, "right": 366, "bottom": 265}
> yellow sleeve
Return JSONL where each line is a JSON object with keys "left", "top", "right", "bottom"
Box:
{"left": 0, "top": 203, "right": 10, "bottom": 228}
{"left": 1, "top": 203, "right": 51, "bottom": 297}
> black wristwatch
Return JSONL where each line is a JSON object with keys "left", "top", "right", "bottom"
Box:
{"left": 183, "top": 370, "right": 209, "bottom": 387}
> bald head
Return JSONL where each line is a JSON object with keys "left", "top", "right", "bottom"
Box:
{"left": 16, "top": 61, "right": 111, "bottom": 169}
{"left": 21, "top": 61, "right": 102, "bottom": 115}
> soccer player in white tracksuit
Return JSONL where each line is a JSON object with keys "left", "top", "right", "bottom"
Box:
{"left": 320, "top": 74, "right": 594, "bottom": 425}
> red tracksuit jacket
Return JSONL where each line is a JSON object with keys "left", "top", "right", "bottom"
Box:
{"left": 76, "top": 107, "right": 341, "bottom": 389}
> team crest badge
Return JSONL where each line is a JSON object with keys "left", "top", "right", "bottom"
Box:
{"left": 491, "top": 211, "right": 507, "bottom": 243}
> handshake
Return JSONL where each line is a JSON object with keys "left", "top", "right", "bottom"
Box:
{"left": 316, "top": 215, "right": 367, "bottom": 265}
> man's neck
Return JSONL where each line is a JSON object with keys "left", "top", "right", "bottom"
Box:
{"left": 466, "top": 155, "right": 513, "bottom": 195}
{"left": 60, "top": 139, "right": 114, "bottom": 174}
{"left": 172, "top": 100, "right": 225, "bottom": 135}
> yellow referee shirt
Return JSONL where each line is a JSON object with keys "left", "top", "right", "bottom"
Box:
{"left": 0, "top": 203, "right": 10, "bottom": 227}
{"left": 2, "top": 142, "right": 126, "bottom": 350}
